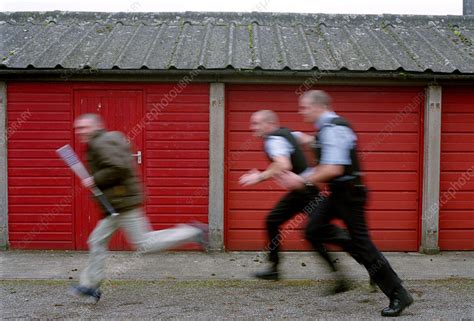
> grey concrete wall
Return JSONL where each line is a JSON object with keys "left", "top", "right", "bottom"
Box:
{"left": 208, "top": 83, "right": 225, "bottom": 251}
{"left": 464, "top": 0, "right": 474, "bottom": 15}
{"left": 0, "top": 82, "right": 7, "bottom": 250}
{"left": 421, "top": 85, "right": 442, "bottom": 254}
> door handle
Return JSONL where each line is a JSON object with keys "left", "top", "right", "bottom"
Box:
{"left": 131, "top": 151, "right": 142, "bottom": 164}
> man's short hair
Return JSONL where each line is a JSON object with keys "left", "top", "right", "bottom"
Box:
{"left": 253, "top": 110, "right": 279, "bottom": 125}
{"left": 76, "top": 113, "right": 104, "bottom": 127}
{"left": 301, "top": 90, "right": 332, "bottom": 108}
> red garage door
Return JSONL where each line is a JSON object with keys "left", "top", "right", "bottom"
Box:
{"left": 226, "top": 85, "right": 423, "bottom": 251}
{"left": 7, "top": 82, "right": 209, "bottom": 250}
{"left": 8, "top": 83, "right": 75, "bottom": 249}
{"left": 73, "top": 88, "right": 145, "bottom": 250}
{"left": 439, "top": 88, "right": 474, "bottom": 250}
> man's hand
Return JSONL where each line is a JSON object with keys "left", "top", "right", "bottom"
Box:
{"left": 239, "top": 169, "right": 263, "bottom": 186}
{"left": 275, "top": 170, "right": 305, "bottom": 190}
{"left": 81, "top": 177, "right": 96, "bottom": 189}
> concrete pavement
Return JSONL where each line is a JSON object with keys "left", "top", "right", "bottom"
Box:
{"left": 1, "top": 250, "right": 473, "bottom": 281}
{"left": 2, "top": 251, "right": 473, "bottom": 319}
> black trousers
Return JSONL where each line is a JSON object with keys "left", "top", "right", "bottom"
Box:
{"left": 266, "top": 186, "right": 338, "bottom": 271}
{"left": 305, "top": 184, "right": 402, "bottom": 297}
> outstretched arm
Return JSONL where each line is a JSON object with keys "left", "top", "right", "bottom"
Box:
{"left": 239, "top": 156, "right": 292, "bottom": 186}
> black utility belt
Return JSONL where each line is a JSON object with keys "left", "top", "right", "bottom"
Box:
{"left": 329, "top": 179, "right": 367, "bottom": 200}
{"left": 329, "top": 177, "right": 364, "bottom": 189}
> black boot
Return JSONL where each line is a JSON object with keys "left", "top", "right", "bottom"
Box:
{"left": 381, "top": 286, "right": 414, "bottom": 317}
{"left": 332, "top": 278, "right": 351, "bottom": 294}
{"left": 254, "top": 265, "right": 279, "bottom": 281}
{"left": 369, "top": 277, "right": 377, "bottom": 293}
{"left": 328, "top": 272, "right": 351, "bottom": 295}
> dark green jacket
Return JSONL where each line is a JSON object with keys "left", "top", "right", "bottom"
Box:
{"left": 87, "top": 129, "right": 143, "bottom": 214}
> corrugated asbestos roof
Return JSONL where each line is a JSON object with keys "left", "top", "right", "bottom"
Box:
{"left": 1, "top": 11, "right": 473, "bottom": 74}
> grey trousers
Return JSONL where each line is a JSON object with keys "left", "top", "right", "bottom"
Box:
{"left": 80, "top": 208, "right": 202, "bottom": 288}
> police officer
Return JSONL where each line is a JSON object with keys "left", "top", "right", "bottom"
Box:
{"left": 239, "top": 110, "right": 345, "bottom": 288}
{"left": 277, "top": 91, "right": 413, "bottom": 317}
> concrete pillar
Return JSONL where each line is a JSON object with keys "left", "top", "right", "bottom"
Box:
{"left": 208, "top": 83, "right": 225, "bottom": 251}
{"left": 464, "top": 0, "right": 474, "bottom": 15}
{"left": 0, "top": 82, "right": 7, "bottom": 250}
{"left": 421, "top": 85, "right": 442, "bottom": 254}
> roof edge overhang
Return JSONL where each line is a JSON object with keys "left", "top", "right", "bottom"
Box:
{"left": 1, "top": 69, "right": 474, "bottom": 85}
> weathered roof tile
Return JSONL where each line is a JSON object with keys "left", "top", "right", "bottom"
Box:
{"left": 0, "top": 11, "right": 473, "bottom": 74}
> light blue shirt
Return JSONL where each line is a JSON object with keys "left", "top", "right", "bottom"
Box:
{"left": 316, "top": 111, "right": 356, "bottom": 165}
{"left": 264, "top": 132, "right": 313, "bottom": 176}
{"left": 264, "top": 132, "right": 301, "bottom": 159}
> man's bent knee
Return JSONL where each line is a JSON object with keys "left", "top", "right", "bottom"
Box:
{"left": 265, "top": 215, "right": 281, "bottom": 230}
{"left": 305, "top": 225, "right": 323, "bottom": 242}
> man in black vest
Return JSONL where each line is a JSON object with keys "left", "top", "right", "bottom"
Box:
{"left": 277, "top": 91, "right": 413, "bottom": 317}
{"left": 240, "top": 110, "right": 346, "bottom": 289}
